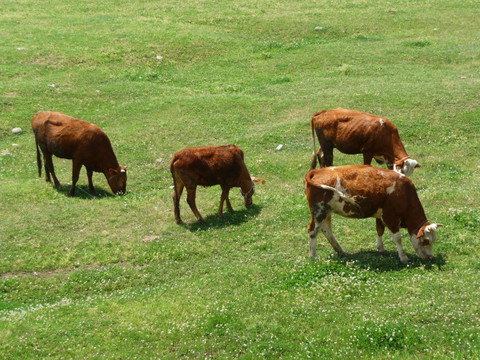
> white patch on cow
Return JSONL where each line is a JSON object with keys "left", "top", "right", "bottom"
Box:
{"left": 379, "top": 118, "right": 385, "bottom": 125}
{"left": 330, "top": 167, "right": 335, "bottom": 171}
{"left": 386, "top": 181, "right": 396, "bottom": 194}
{"left": 377, "top": 235, "right": 385, "bottom": 253}
{"left": 392, "top": 231, "right": 409, "bottom": 263}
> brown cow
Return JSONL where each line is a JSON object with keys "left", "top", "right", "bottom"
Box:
{"left": 31, "top": 111, "right": 127, "bottom": 196}
{"left": 310, "top": 108, "right": 419, "bottom": 176}
{"left": 304, "top": 165, "right": 441, "bottom": 263}
{"left": 170, "top": 145, "right": 265, "bottom": 223}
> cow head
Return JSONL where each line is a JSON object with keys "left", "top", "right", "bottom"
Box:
{"left": 107, "top": 166, "right": 127, "bottom": 195}
{"left": 394, "top": 158, "right": 420, "bottom": 177}
{"left": 410, "top": 223, "right": 443, "bottom": 260}
{"left": 240, "top": 177, "right": 266, "bottom": 207}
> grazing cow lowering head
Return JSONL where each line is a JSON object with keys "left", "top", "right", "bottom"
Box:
{"left": 170, "top": 145, "right": 265, "bottom": 223}
{"left": 31, "top": 111, "right": 127, "bottom": 196}
{"left": 304, "top": 165, "right": 441, "bottom": 263}
{"left": 310, "top": 108, "right": 420, "bottom": 176}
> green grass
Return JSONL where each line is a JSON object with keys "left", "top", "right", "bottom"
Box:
{"left": 1, "top": 0, "right": 480, "bottom": 358}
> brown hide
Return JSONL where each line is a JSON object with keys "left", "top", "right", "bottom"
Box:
{"left": 31, "top": 111, "right": 127, "bottom": 196}
{"left": 170, "top": 145, "right": 259, "bottom": 223}
{"left": 310, "top": 108, "right": 412, "bottom": 171}
{"left": 304, "top": 165, "right": 436, "bottom": 262}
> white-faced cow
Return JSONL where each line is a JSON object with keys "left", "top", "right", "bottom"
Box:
{"left": 32, "top": 111, "right": 127, "bottom": 196}
{"left": 304, "top": 165, "right": 441, "bottom": 263}
{"left": 310, "top": 108, "right": 419, "bottom": 176}
{"left": 170, "top": 145, "right": 265, "bottom": 223}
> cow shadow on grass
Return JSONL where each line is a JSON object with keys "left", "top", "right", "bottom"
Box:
{"left": 183, "top": 204, "right": 262, "bottom": 232}
{"left": 330, "top": 250, "right": 446, "bottom": 272}
{"left": 54, "top": 185, "right": 114, "bottom": 199}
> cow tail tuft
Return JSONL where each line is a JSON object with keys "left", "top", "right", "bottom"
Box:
{"left": 35, "top": 137, "right": 42, "bottom": 177}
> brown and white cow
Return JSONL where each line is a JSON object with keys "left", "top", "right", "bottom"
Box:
{"left": 304, "top": 165, "right": 441, "bottom": 263}
{"left": 310, "top": 108, "right": 419, "bottom": 176}
{"left": 32, "top": 111, "right": 127, "bottom": 196}
{"left": 170, "top": 145, "right": 265, "bottom": 223}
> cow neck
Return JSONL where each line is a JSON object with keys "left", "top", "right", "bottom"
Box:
{"left": 239, "top": 167, "right": 253, "bottom": 196}
{"left": 392, "top": 133, "right": 409, "bottom": 163}
{"left": 99, "top": 150, "right": 120, "bottom": 176}
{"left": 405, "top": 205, "right": 429, "bottom": 237}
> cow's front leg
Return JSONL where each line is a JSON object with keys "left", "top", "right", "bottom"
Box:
{"left": 376, "top": 219, "right": 386, "bottom": 253}
{"left": 320, "top": 215, "right": 346, "bottom": 256}
{"left": 186, "top": 186, "right": 204, "bottom": 222}
{"left": 69, "top": 160, "right": 82, "bottom": 197}
{"left": 392, "top": 232, "right": 409, "bottom": 263}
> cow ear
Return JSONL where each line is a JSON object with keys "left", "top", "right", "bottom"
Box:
{"left": 252, "top": 177, "right": 266, "bottom": 184}
{"left": 416, "top": 223, "right": 429, "bottom": 239}
{"left": 109, "top": 168, "right": 118, "bottom": 175}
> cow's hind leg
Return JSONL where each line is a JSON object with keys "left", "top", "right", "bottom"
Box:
{"left": 44, "top": 153, "right": 61, "bottom": 188}
{"left": 186, "top": 186, "right": 205, "bottom": 222}
{"left": 69, "top": 160, "right": 82, "bottom": 197}
{"left": 172, "top": 179, "right": 184, "bottom": 224}
{"left": 309, "top": 202, "right": 345, "bottom": 258}
{"left": 376, "top": 219, "right": 386, "bottom": 253}
{"left": 320, "top": 215, "right": 346, "bottom": 256}
{"left": 318, "top": 139, "right": 334, "bottom": 167}
{"left": 218, "top": 186, "right": 232, "bottom": 217}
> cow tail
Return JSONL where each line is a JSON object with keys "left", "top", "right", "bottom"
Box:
{"left": 320, "top": 185, "right": 364, "bottom": 217}
{"left": 310, "top": 115, "right": 319, "bottom": 169}
{"left": 35, "top": 137, "right": 42, "bottom": 177}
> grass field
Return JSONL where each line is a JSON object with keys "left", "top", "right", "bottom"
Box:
{"left": 1, "top": 0, "right": 479, "bottom": 358}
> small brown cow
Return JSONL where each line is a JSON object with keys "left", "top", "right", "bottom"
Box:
{"left": 31, "top": 111, "right": 127, "bottom": 196}
{"left": 170, "top": 145, "right": 265, "bottom": 223}
{"left": 310, "top": 108, "right": 419, "bottom": 176}
{"left": 304, "top": 165, "right": 441, "bottom": 263}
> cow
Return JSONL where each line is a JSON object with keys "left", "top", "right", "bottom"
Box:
{"left": 170, "top": 145, "right": 265, "bottom": 223}
{"left": 304, "top": 165, "right": 442, "bottom": 263}
{"left": 310, "top": 108, "right": 419, "bottom": 176}
{"left": 31, "top": 111, "right": 127, "bottom": 196}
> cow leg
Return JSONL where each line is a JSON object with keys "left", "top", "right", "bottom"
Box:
{"left": 86, "top": 168, "right": 97, "bottom": 195}
{"left": 308, "top": 215, "right": 320, "bottom": 258}
{"left": 320, "top": 215, "right": 346, "bottom": 256}
{"left": 172, "top": 180, "right": 184, "bottom": 224}
{"left": 218, "top": 186, "right": 232, "bottom": 217}
{"left": 376, "top": 219, "right": 386, "bottom": 253}
{"left": 69, "top": 160, "right": 82, "bottom": 197}
{"left": 186, "top": 186, "right": 205, "bottom": 222}
{"left": 44, "top": 153, "right": 61, "bottom": 188}
{"left": 43, "top": 154, "right": 51, "bottom": 183}
{"left": 363, "top": 153, "right": 374, "bottom": 165}
{"left": 310, "top": 147, "right": 324, "bottom": 169}
{"left": 392, "top": 232, "right": 409, "bottom": 263}
{"left": 320, "top": 143, "right": 334, "bottom": 167}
